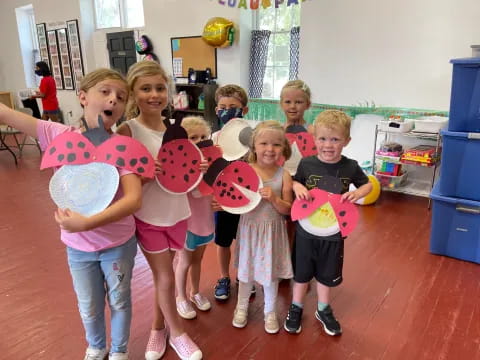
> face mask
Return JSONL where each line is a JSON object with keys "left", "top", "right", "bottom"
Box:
{"left": 34, "top": 70, "right": 42, "bottom": 76}
{"left": 216, "top": 107, "right": 243, "bottom": 125}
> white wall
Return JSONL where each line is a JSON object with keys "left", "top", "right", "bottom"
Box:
{"left": 0, "top": 0, "right": 85, "bottom": 125}
{"left": 300, "top": 0, "right": 480, "bottom": 111}
{"left": 142, "top": 0, "right": 250, "bottom": 88}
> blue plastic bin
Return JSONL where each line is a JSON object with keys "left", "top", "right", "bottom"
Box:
{"left": 438, "top": 130, "right": 480, "bottom": 201}
{"left": 448, "top": 58, "right": 480, "bottom": 132}
{"left": 430, "top": 184, "right": 480, "bottom": 263}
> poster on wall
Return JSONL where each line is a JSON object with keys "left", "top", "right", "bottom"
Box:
{"left": 57, "top": 28, "right": 74, "bottom": 90}
{"left": 36, "top": 23, "right": 51, "bottom": 70}
{"left": 66, "top": 20, "right": 85, "bottom": 93}
{"left": 47, "top": 30, "right": 64, "bottom": 90}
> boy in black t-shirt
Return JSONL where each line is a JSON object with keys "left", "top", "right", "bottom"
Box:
{"left": 284, "top": 110, "right": 372, "bottom": 336}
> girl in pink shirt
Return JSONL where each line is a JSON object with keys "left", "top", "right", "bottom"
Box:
{"left": 174, "top": 116, "right": 215, "bottom": 320}
{"left": 0, "top": 68, "right": 143, "bottom": 360}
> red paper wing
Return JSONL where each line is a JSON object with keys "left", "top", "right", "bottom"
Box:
{"left": 328, "top": 193, "right": 359, "bottom": 237}
{"left": 156, "top": 139, "right": 203, "bottom": 194}
{"left": 296, "top": 132, "right": 317, "bottom": 157}
{"left": 213, "top": 161, "right": 260, "bottom": 208}
{"left": 198, "top": 180, "right": 213, "bottom": 195}
{"left": 285, "top": 133, "right": 297, "bottom": 145}
{"left": 291, "top": 188, "right": 329, "bottom": 221}
{"left": 200, "top": 145, "right": 223, "bottom": 167}
{"left": 96, "top": 135, "right": 155, "bottom": 178}
{"left": 41, "top": 132, "right": 96, "bottom": 169}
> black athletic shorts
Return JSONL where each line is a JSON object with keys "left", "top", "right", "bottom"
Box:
{"left": 214, "top": 211, "right": 240, "bottom": 248}
{"left": 292, "top": 225, "right": 344, "bottom": 287}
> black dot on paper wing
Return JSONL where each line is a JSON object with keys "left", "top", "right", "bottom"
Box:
{"left": 246, "top": 185, "right": 250, "bottom": 190}
{"left": 137, "top": 167, "right": 144, "bottom": 173}
{"left": 234, "top": 168, "right": 239, "bottom": 173}
{"left": 78, "top": 141, "right": 85, "bottom": 148}
{"left": 184, "top": 174, "right": 189, "bottom": 182}
{"left": 207, "top": 157, "right": 212, "bottom": 162}
{"left": 229, "top": 187, "right": 234, "bottom": 192}
{"left": 227, "top": 192, "right": 231, "bottom": 196}
{"left": 106, "top": 154, "right": 112, "bottom": 160}
{"left": 140, "top": 157, "right": 149, "bottom": 164}
{"left": 169, "top": 150, "right": 173, "bottom": 156}
{"left": 182, "top": 163, "right": 187, "bottom": 167}
{"left": 58, "top": 154, "right": 65, "bottom": 161}
{"left": 216, "top": 180, "right": 222, "bottom": 186}
{"left": 238, "top": 196, "right": 243, "bottom": 200}
{"left": 178, "top": 145, "right": 184, "bottom": 151}
{"left": 84, "top": 152, "right": 90, "bottom": 159}
{"left": 342, "top": 222, "right": 348, "bottom": 228}
{"left": 238, "top": 177, "right": 243, "bottom": 183}
{"left": 222, "top": 182, "right": 227, "bottom": 187}
{"left": 184, "top": 152, "right": 187, "bottom": 157}
{"left": 130, "top": 159, "right": 138, "bottom": 166}
{"left": 339, "top": 211, "right": 346, "bottom": 217}
{"left": 116, "top": 158, "right": 125, "bottom": 167}
{"left": 67, "top": 153, "right": 76, "bottom": 162}
{"left": 171, "top": 175, "right": 175, "bottom": 179}
{"left": 49, "top": 147, "right": 56, "bottom": 155}
{"left": 116, "top": 145, "right": 126, "bottom": 152}
{"left": 192, "top": 159, "right": 198, "bottom": 165}
{"left": 232, "top": 195, "right": 236, "bottom": 200}
{"left": 66, "top": 141, "right": 73, "bottom": 149}
{"left": 161, "top": 158, "right": 167, "bottom": 163}
{"left": 162, "top": 170, "right": 166, "bottom": 176}
{"left": 170, "top": 160, "right": 174, "bottom": 164}
{"left": 189, "top": 168, "right": 195, "bottom": 174}
{"left": 302, "top": 204, "right": 307, "bottom": 209}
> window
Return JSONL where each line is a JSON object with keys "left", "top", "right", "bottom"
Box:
{"left": 94, "top": 0, "right": 144, "bottom": 29}
{"left": 256, "top": 3, "right": 300, "bottom": 99}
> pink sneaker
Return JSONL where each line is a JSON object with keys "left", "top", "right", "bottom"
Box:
{"left": 145, "top": 328, "right": 168, "bottom": 360}
{"left": 169, "top": 333, "right": 202, "bottom": 360}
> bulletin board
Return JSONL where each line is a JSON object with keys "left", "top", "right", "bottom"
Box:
{"left": 171, "top": 36, "right": 217, "bottom": 78}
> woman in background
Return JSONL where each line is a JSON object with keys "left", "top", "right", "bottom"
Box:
{"left": 31, "top": 61, "right": 61, "bottom": 122}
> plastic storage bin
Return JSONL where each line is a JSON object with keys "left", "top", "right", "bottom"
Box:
{"left": 375, "top": 170, "right": 407, "bottom": 189}
{"left": 438, "top": 130, "right": 480, "bottom": 201}
{"left": 413, "top": 116, "right": 448, "bottom": 133}
{"left": 430, "top": 185, "right": 480, "bottom": 264}
{"left": 448, "top": 58, "right": 480, "bottom": 132}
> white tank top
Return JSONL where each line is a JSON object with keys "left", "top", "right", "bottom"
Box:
{"left": 126, "top": 119, "right": 191, "bottom": 226}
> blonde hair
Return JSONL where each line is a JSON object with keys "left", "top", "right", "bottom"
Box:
{"left": 181, "top": 116, "right": 211, "bottom": 136}
{"left": 314, "top": 110, "right": 352, "bottom": 138}
{"left": 215, "top": 84, "right": 248, "bottom": 107}
{"left": 248, "top": 120, "right": 292, "bottom": 163}
{"left": 280, "top": 80, "right": 312, "bottom": 104}
{"left": 125, "top": 60, "right": 171, "bottom": 119}
{"left": 79, "top": 68, "right": 127, "bottom": 94}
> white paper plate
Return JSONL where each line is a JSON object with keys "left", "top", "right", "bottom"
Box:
{"left": 217, "top": 118, "right": 251, "bottom": 161}
{"left": 49, "top": 163, "right": 119, "bottom": 216}
{"left": 221, "top": 176, "right": 263, "bottom": 214}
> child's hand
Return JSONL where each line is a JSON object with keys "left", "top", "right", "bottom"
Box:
{"left": 211, "top": 198, "right": 222, "bottom": 212}
{"left": 293, "top": 183, "right": 311, "bottom": 201}
{"left": 341, "top": 190, "right": 361, "bottom": 203}
{"left": 259, "top": 186, "right": 276, "bottom": 202}
{"left": 54, "top": 208, "right": 89, "bottom": 232}
{"left": 154, "top": 159, "right": 163, "bottom": 173}
{"left": 199, "top": 159, "right": 209, "bottom": 174}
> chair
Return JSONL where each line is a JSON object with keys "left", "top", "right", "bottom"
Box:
{"left": 0, "top": 107, "right": 41, "bottom": 157}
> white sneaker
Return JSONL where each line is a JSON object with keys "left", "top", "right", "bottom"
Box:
{"left": 190, "top": 293, "right": 211, "bottom": 311}
{"left": 84, "top": 347, "right": 108, "bottom": 360}
{"left": 109, "top": 352, "right": 128, "bottom": 360}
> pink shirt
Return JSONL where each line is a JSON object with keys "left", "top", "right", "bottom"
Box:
{"left": 37, "top": 120, "right": 136, "bottom": 252}
{"left": 187, "top": 191, "right": 214, "bottom": 236}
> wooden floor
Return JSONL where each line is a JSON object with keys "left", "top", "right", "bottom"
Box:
{"left": 1, "top": 146, "right": 479, "bottom": 360}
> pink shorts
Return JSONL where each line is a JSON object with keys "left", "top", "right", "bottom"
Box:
{"left": 135, "top": 217, "right": 188, "bottom": 253}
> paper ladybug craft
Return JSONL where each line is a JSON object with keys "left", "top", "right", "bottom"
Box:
{"left": 195, "top": 139, "right": 223, "bottom": 195}
{"left": 216, "top": 118, "right": 253, "bottom": 161}
{"left": 291, "top": 176, "right": 359, "bottom": 237}
{"left": 280, "top": 125, "right": 317, "bottom": 176}
{"left": 156, "top": 118, "right": 204, "bottom": 194}
{"left": 42, "top": 116, "right": 155, "bottom": 216}
{"left": 200, "top": 158, "right": 262, "bottom": 214}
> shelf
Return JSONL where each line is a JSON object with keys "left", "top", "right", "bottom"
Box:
{"left": 175, "top": 83, "right": 206, "bottom": 88}
{"left": 373, "top": 124, "right": 441, "bottom": 208}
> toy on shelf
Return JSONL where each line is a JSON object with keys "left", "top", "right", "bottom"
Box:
{"left": 377, "top": 161, "right": 402, "bottom": 176}
{"left": 400, "top": 145, "right": 440, "bottom": 166}
{"left": 375, "top": 170, "right": 408, "bottom": 189}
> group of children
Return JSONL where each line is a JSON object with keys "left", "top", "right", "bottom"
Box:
{"left": 0, "top": 60, "right": 372, "bottom": 360}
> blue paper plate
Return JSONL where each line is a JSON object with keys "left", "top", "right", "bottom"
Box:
{"left": 49, "top": 163, "right": 120, "bottom": 216}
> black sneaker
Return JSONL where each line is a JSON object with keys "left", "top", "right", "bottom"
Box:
{"left": 315, "top": 305, "right": 342, "bottom": 336}
{"left": 214, "top": 277, "right": 231, "bottom": 300}
{"left": 284, "top": 304, "right": 303, "bottom": 334}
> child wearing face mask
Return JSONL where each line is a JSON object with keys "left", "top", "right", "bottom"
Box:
{"left": 210, "top": 85, "right": 251, "bottom": 302}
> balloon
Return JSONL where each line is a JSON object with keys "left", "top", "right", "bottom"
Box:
{"left": 202, "top": 17, "right": 235, "bottom": 48}
{"left": 135, "top": 35, "right": 152, "bottom": 54}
